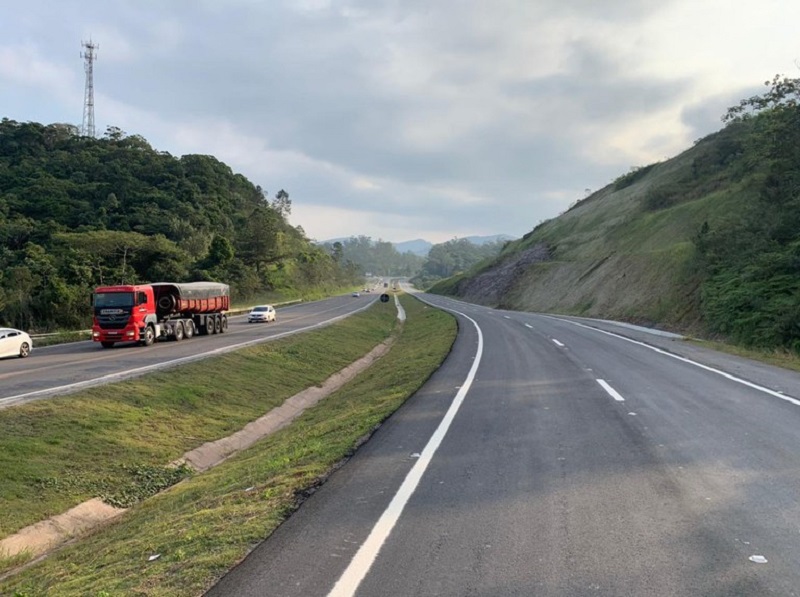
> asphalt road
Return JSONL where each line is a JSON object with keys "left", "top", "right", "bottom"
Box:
{"left": 0, "top": 294, "right": 377, "bottom": 409}
{"left": 207, "top": 292, "right": 800, "bottom": 597}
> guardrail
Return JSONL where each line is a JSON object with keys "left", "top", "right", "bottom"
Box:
{"left": 28, "top": 299, "right": 305, "bottom": 340}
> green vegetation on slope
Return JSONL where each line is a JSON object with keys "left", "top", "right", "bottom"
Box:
{"left": 412, "top": 237, "right": 506, "bottom": 289}
{"left": 322, "top": 235, "right": 425, "bottom": 278}
{"left": 434, "top": 76, "right": 800, "bottom": 352}
{"left": 1, "top": 295, "right": 457, "bottom": 595}
{"left": 0, "top": 119, "right": 361, "bottom": 332}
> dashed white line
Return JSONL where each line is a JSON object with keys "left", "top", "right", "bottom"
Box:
{"left": 525, "top": 323, "right": 533, "bottom": 329}
{"left": 597, "top": 379, "right": 626, "bottom": 402}
{"left": 552, "top": 339, "right": 565, "bottom": 347}
{"left": 552, "top": 316, "right": 800, "bottom": 408}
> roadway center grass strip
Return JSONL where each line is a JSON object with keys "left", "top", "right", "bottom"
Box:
{"left": 1, "top": 295, "right": 456, "bottom": 596}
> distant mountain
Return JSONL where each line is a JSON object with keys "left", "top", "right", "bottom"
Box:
{"left": 463, "top": 234, "right": 515, "bottom": 246}
{"left": 393, "top": 239, "right": 433, "bottom": 256}
{"left": 394, "top": 235, "right": 515, "bottom": 256}
{"left": 320, "top": 235, "right": 515, "bottom": 257}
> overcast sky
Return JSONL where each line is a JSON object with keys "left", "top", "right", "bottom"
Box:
{"left": 2, "top": 1, "right": 799, "bottom": 243}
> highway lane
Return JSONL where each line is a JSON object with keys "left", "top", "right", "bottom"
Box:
{"left": 0, "top": 294, "right": 376, "bottom": 409}
{"left": 208, "top": 292, "right": 800, "bottom": 596}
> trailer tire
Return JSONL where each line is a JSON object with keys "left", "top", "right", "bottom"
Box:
{"left": 184, "top": 320, "right": 195, "bottom": 338}
{"left": 220, "top": 315, "right": 228, "bottom": 333}
{"left": 174, "top": 321, "right": 184, "bottom": 341}
{"left": 141, "top": 325, "right": 155, "bottom": 346}
{"left": 213, "top": 314, "right": 222, "bottom": 334}
{"left": 101, "top": 341, "right": 115, "bottom": 349}
{"left": 205, "top": 317, "right": 215, "bottom": 335}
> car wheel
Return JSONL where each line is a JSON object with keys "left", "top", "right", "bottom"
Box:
{"left": 19, "top": 342, "right": 30, "bottom": 358}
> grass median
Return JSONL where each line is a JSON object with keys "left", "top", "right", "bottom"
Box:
{"left": 0, "top": 294, "right": 456, "bottom": 595}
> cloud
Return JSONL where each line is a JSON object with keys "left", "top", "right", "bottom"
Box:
{"left": 5, "top": 0, "right": 800, "bottom": 242}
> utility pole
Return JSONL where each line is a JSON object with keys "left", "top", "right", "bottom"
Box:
{"left": 80, "top": 40, "right": 98, "bottom": 137}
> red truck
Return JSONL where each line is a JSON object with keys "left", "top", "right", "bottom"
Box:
{"left": 91, "top": 282, "right": 230, "bottom": 348}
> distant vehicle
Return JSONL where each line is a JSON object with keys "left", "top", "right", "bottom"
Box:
{"left": 0, "top": 328, "right": 32, "bottom": 359}
{"left": 352, "top": 292, "right": 361, "bottom": 297}
{"left": 248, "top": 305, "right": 277, "bottom": 323}
{"left": 92, "top": 281, "right": 230, "bottom": 348}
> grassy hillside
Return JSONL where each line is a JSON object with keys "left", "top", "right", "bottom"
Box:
{"left": 433, "top": 78, "right": 800, "bottom": 349}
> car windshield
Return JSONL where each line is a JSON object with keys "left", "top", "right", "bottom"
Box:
{"left": 253, "top": 306, "right": 269, "bottom": 312}
{"left": 94, "top": 292, "right": 134, "bottom": 308}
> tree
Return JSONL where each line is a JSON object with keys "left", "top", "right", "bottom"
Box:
{"left": 272, "top": 189, "right": 291, "bottom": 218}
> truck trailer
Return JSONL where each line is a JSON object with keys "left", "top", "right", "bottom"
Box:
{"left": 91, "top": 282, "right": 230, "bottom": 348}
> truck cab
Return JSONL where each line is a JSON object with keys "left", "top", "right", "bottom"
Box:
{"left": 92, "top": 285, "right": 155, "bottom": 347}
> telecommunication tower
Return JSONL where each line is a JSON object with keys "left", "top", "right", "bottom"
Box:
{"left": 80, "top": 40, "right": 98, "bottom": 137}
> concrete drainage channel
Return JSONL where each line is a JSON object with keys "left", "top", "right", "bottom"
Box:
{"left": 0, "top": 296, "right": 403, "bottom": 579}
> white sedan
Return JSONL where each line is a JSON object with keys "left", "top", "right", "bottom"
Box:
{"left": 0, "top": 328, "right": 33, "bottom": 359}
{"left": 247, "top": 305, "right": 277, "bottom": 323}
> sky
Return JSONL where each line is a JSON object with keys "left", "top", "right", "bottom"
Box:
{"left": 2, "top": 1, "right": 799, "bottom": 244}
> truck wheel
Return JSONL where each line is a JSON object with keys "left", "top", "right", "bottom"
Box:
{"left": 214, "top": 314, "right": 222, "bottom": 334}
{"left": 184, "top": 320, "right": 195, "bottom": 338}
{"left": 101, "top": 341, "right": 115, "bottom": 349}
{"left": 141, "top": 325, "right": 155, "bottom": 346}
{"left": 220, "top": 315, "right": 228, "bottom": 333}
{"left": 174, "top": 322, "right": 184, "bottom": 341}
{"left": 205, "top": 318, "right": 215, "bottom": 335}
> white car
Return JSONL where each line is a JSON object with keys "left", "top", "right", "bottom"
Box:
{"left": 0, "top": 328, "right": 33, "bottom": 358}
{"left": 247, "top": 305, "right": 277, "bottom": 323}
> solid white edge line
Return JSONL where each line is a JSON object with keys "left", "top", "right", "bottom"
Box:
{"left": 548, "top": 316, "right": 800, "bottom": 407}
{"left": 327, "top": 305, "right": 483, "bottom": 597}
{"left": 0, "top": 300, "right": 377, "bottom": 409}
{"left": 596, "top": 379, "right": 625, "bottom": 402}
{"left": 552, "top": 339, "right": 565, "bottom": 347}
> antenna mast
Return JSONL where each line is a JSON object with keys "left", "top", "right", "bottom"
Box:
{"left": 80, "top": 40, "right": 98, "bottom": 137}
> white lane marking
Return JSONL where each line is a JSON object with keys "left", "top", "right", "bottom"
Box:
{"left": 597, "top": 379, "right": 625, "bottom": 402}
{"left": 524, "top": 323, "right": 533, "bottom": 329}
{"left": 0, "top": 301, "right": 376, "bottom": 409}
{"left": 552, "top": 339, "right": 565, "bottom": 347}
{"left": 503, "top": 315, "right": 511, "bottom": 319}
{"left": 551, "top": 317, "right": 800, "bottom": 408}
{"left": 328, "top": 308, "right": 484, "bottom": 597}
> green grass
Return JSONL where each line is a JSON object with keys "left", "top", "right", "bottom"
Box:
{"left": 0, "top": 295, "right": 457, "bottom": 595}
{"left": 684, "top": 337, "right": 800, "bottom": 373}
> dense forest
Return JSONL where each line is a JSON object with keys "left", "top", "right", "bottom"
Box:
{"left": 0, "top": 119, "right": 361, "bottom": 331}
{"left": 412, "top": 237, "right": 506, "bottom": 288}
{"left": 322, "top": 236, "right": 424, "bottom": 278}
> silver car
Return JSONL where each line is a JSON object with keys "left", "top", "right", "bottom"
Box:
{"left": 0, "top": 328, "right": 33, "bottom": 358}
{"left": 247, "top": 305, "right": 276, "bottom": 323}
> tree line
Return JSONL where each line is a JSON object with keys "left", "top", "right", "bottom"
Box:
{"left": 694, "top": 76, "right": 800, "bottom": 351}
{"left": 0, "top": 119, "right": 360, "bottom": 331}
{"left": 323, "top": 236, "right": 424, "bottom": 278}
